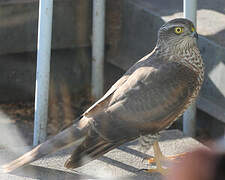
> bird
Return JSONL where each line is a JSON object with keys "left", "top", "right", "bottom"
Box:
{"left": 2, "top": 18, "right": 204, "bottom": 175}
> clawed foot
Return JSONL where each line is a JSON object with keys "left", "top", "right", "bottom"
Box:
{"left": 140, "top": 167, "right": 168, "bottom": 175}
{"left": 140, "top": 141, "right": 187, "bottom": 175}
{"left": 148, "top": 152, "right": 187, "bottom": 164}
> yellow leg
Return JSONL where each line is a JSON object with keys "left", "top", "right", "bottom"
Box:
{"left": 144, "top": 141, "right": 168, "bottom": 175}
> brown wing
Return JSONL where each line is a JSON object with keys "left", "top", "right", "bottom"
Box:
{"left": 91, "top": 61, "right": 199, "bottom": 142}
{"left": 83, "top": 52, "right": 154, "bottom": 117}
{"left": 84, "top": 75, "right": 128, "bottom": 116}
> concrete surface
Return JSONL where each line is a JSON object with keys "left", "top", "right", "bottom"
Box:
{"left": 0, "top": 0, "right": 91, "bottom": 55}
{"left": 0, "top": 130, "right": 204, "bottom": 179}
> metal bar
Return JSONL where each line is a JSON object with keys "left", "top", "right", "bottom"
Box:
{"left": 91, "top": 0, "right": 106, "bottom": 100}
{"left": 183, "top": 0, "right": 197, "bottom": 137}
{"left": 33, "top": 0, "right": 53, "bottom": 146}
{"left": 183, "top": 102, "right": 197, "bottom": 136}
{"left": 184, "top": 0, "right": 197, "bottom": 26}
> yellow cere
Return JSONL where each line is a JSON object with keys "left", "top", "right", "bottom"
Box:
{"left": 191, "top": 27, "right": 195, "bottom": 32}
{"left": 174, "top": 27, "right": 184, "bottom": 34}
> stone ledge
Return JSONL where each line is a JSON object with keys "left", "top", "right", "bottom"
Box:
{"left": 0, "top": 130, "right": 203, "bottom": 180}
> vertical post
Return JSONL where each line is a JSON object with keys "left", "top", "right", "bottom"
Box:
{"left": 92, "top": 0, "right": 106, "bottom": 100}
{"left": 183, "top": 0, "right": 197, "bottom": 137}
{"left": 33, "top": 0, "right": 53, "bottom": 146}
{"left": 184, "top": 0, "right": 197, "bottom": 27}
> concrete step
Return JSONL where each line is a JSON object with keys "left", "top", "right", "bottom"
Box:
{"left": 0, "top": 130, "right": 203, "bottom": 180}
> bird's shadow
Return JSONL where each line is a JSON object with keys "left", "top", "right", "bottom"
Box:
{"left": 96, "top": 130, "right": 183, "bottom": 176}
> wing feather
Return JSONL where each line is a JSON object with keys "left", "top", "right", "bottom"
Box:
{"left": 84, "top": 51, "right": 156, "bottom": 117}
{"left": 92, "top": 61, "right": 199, "bottom": 141}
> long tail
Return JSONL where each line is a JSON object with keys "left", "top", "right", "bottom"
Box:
{"left": 1, "top": 117, "right": 89, "bottom": 173}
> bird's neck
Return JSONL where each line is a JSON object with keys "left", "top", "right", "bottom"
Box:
{"left": 155, "top": 44, "right": 204, "bottom": 71}
{"left": 155, "top": 44, "right": 204, "bottom": 85}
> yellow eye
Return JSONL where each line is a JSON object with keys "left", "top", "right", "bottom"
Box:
{"left": 191, "top": 27, "right": 195, "bottom": 32}
{"left": 174, "top": 27, "right": 184, "bottom": 34}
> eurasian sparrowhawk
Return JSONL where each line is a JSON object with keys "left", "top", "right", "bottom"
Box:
{"left": 2, "top": 18, "right": 204, "bottom": 174}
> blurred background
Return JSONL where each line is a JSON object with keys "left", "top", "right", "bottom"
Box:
{"left": 0, "top": 0, "right": 224, "bottom": 148}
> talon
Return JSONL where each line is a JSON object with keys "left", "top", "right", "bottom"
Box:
{"left": 137, "top": 168, "right": 148, "bottom": 172}
{"left": 148, "top": 157, "right": 155, "bottom": 164}
{"left": 166, "top": 152, "right": 187, "bottom": 161}
{"left": 138, "top": 168, "right": 167, "bottom": 175}
{"left": 147, "top": 152, "right": 187, "bottom": 164}
{"left": 145, "top": 167, "right": 168, "bottom": 175}
{"left": 142, "top": 156, "right": 154, "bottom": 165}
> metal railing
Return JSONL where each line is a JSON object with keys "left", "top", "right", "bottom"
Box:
{"left": 33, "top": 0, "right": 53, "bottom": 146}
{"left": 183, "top": 0, "right": 197, "bottom": 137}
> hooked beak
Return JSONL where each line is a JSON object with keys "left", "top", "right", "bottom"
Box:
{"left": 191, "top": 31, "right": 198, "bottom": 39}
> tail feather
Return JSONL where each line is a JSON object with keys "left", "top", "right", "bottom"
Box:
{"left": 64, "top": 141, "right": 116, "bottom": 169}
{"left": 2, "top": 118, "right": 89, "bottom": 173}
{"left": 64, "top": 131, "right": 126, "bottom": 169}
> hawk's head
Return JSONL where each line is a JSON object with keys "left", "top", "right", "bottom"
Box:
{"left": 157, "top": 18, "right": 198, "bottom": 50}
